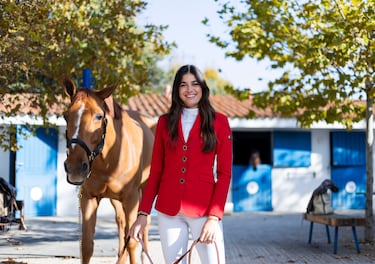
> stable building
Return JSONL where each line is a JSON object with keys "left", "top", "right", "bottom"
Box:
{"left": 0, "top": 93, "right": 372, "bottom": 217}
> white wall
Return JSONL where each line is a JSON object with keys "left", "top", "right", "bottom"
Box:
{"left": 0, "top": 150, "right": 10, "bottom": 182}
{"left": 0, "top": 128, "right": 10, "bottom": 182}
{"left": 56, "top": 126, "right": 79, "bottom": 216}
{"left": 271, "top": 130, "right": 331, "bottom": 212}
{"left": 52, "top": 125, "right": 375, "bottom": 215}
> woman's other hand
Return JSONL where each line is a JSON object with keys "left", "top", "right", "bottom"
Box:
{"left": 129, "top": 213, "right": 148, "bottom": 241}
{"left": 199, "top": 215, "right": 219, "bottom": 243}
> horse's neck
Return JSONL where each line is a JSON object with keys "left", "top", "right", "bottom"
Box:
{"left": 103, "top": 112, "right": 141, "bottom": 159}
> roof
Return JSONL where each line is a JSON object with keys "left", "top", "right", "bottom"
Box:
{"left": 1, "top": 93, "right": 272, "bottom": 118}
{"left": 1, "top": 93, "right": 371, "bottom": 130}
{"left": 0, "top": 93, "right": 66, "bottom": 116}
{"left": 124, "top": 93, "right": 273, "bottom": 118}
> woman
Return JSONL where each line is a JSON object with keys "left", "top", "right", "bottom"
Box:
{"left": 129, "top": 64, "right": 232, "bottom": 263}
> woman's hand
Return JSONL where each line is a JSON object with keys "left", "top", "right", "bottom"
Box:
{"left": 128, "top": 214, "right": 148, "bottom": 241}
{"left": 199, "top": 215, "right": 219, "bottom": 244}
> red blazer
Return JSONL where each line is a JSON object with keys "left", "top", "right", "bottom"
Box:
{"left": 139, "top": 112, "right": 232, "bottom": 220}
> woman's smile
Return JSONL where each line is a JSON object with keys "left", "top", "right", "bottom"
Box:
{"left": 179, "top": 73, "right": 202, "bottom": 108}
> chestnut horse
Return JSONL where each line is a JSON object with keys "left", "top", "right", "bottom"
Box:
{"left": 63, "top": 78, "right": 154, "bottom": 264}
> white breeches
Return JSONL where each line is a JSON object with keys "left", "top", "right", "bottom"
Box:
{"left": 157, "top": 212, "right": 226, "bottom": 264}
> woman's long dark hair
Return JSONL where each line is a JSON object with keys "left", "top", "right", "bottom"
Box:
{"left": 167, "top": 65, "right": 216, "bottom": 152}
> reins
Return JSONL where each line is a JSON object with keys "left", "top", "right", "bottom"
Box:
{"left": 119, "top": 236, "right": 154, "bottom": 264}
{"left": 119, "top": 235, "right": 220, "bottom": 264}
{"left": 173, "top": 238, "right": 220, "bottom": 264}
{"left": 77, "top": 186, "right": 83, "bottom": 263}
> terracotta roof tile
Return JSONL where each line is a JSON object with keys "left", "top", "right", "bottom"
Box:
{"left": 124, "top": 94, "right": 171, "bottom": 117}
{"left": 1, "top": 92, "right": 274, "bottom": 119}
{"left": 210, "top": 95, "right": 250, "bottom": 117}
{"left": 0, "top": 93, "right": 67, "bottom": 116}
{"left": 124, "top": 93, "right": 275, "bottom": 118}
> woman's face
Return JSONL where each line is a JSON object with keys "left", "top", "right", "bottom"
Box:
{"left": 178, "top": 73, "right": 202, "bottom": 108}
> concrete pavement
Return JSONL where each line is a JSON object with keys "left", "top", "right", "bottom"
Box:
{"left": 0, "top": 211, "right": 374, "bottom": 264}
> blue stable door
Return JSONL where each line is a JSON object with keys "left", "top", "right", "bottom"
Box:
{"left": 330, "top": 131, "right": 366, "bottom": 210}
{"left": 16, "top": 126, "right": 58, "bottom": 217}
{"left": 232, "top": 164, "right": 272, "bottom": 212}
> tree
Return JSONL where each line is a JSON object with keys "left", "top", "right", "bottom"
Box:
{"left": 204, "top": 67, "right": 232, "bottom": 95}
{"left": 207, "top": 0, "right": 374, "bottom": 241}
{"left": 0, "top": 0, "right": 174, "bottom": 150}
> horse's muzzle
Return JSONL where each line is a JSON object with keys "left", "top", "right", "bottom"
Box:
{"left": 64, "top": 159, "right": 90, "bottom": 185}
{"left": 66, "top": 176, "right": 85, "bottom": 186}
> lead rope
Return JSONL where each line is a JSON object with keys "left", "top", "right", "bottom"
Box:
{"left": 77, "top": 186, "right": 83, "bottom": 263}
{"left": 119, "top": 236, "right": 154, "bottom": 264}
{"left": 173, "top": 238, "right": 220, "bottom": 264}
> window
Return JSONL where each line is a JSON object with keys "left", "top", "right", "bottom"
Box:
{"left": 331, "top": 131, "right": 365, "bottom": 166}
{"left": 273, "top": 131, "right": 311, "bottom": 167}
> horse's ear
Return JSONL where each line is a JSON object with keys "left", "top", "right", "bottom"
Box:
{"left": 98, "top": 81, "right": 121, "bottom": 119}
{"left": 104, "top": 96, "right": 123, "bottom": 119}
{"left": 63, "top": 78, "right": 77, "bottom": 100}
{"left": 97, "top": 81, "right": 119, "bottom": 100}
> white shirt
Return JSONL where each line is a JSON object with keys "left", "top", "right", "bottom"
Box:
{"left": 181, "top": 108, "right": 198, "bottom": 142}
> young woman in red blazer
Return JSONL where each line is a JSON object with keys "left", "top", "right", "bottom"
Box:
{"left": 129, "top": 64, "right": 232, "bottom": 263}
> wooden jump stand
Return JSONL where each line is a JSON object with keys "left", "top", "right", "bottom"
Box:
{"left": 303, "top": 212, "right": 366, "bottom": 254}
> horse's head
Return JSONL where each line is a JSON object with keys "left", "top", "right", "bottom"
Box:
{"left": 63, "top": 78, "right": 118, "bottom": 185}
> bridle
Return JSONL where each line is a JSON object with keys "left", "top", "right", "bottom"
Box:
{"left": 65, "top": 111, "right": 108, "bottom": 176}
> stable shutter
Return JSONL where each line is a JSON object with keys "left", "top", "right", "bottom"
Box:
{"left": 331, "top": 131, "right": 366, "bottom": 166}
{"left": 273, "top": 131, "right": 311, "bottom": 167}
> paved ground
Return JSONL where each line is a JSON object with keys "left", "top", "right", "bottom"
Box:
{"left": 0, "top": 211, "right": 374, "bottom": 264}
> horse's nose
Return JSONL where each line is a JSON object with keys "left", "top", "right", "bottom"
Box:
{"left": 64, "top": 159, "right": 89, "bottom": 174}
{"left": 81, "top": 160, "right": 89, "bottom": 173}
{"left": 64, "top": 161, "right": 69, "bottom": 173}
{"left": 64, "top": 158, "right": 90, "bottom": 186}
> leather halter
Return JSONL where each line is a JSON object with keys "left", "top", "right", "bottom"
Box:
{"left": 65, "top": 112, "right": 108, "bottom": 176}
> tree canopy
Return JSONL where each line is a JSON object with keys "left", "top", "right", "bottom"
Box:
{"left": 0, "top": 0, "right": 174, "bottom": 150}
{"left": 207, "top": 0, "right": 374, "bottom": 241}
{"left": 206, "top": 0, "right": 374, "bottom": 128}
{"left": 204, "top": 67, "right": 232, "bottom": 95}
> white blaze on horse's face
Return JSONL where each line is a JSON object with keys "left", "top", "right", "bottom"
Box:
{"left": 71, "top": 103, "right": 85, "bottom": 150}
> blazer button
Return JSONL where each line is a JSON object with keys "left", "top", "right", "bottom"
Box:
{"left": 181, "top": 167, "right": 186, "bottom": 173}
{"left": 182, "top": 156, "right": 187, "bottom": 162}
{"left": 180, "top": 178, "right": 185, "bottom": 184}
{"left": 183, "top": 145, "right": 188, "bottom": 151}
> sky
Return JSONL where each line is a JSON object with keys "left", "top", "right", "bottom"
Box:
{"left": 139, "top": 0, "right": 280, "bottom": 92}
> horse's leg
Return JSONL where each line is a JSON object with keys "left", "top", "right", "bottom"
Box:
{"left": 111, "top": 199, "right": 128, "bottom": 264}
{"left": 121, "top": 189, "right": 143, "bottom": 264}
{"left": 80, "top": 194, "right": 99, "bottom": 264}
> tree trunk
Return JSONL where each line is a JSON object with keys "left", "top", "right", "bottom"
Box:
{"left": 365, "top": 87, "right": 374, "bottom": 242}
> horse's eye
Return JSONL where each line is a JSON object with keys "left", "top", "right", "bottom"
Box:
{"left": 95, "top": 113, "right": 103, "bottom": 121}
